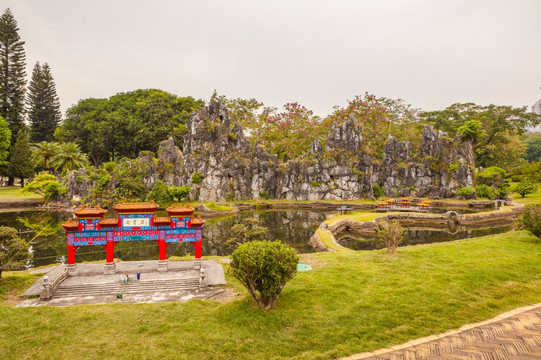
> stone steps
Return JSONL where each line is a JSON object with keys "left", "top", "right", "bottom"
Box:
{"left": 54, "top": 278, "right": 200, "bottom": 298}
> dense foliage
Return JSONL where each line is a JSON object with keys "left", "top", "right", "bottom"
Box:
{"left": 0, "top": 116, "right": 10, "bottom": 167}
{"left": 519, "top": 204, "right": 541, "bottom": 238}
{"left": 422, "top": 103, "right": 540, "bottom": 168}
{"left": 57, "top": 89, "right": 204, "bottom": 166}
{"left": 7, "top": 129, "right": 32, "bottom": 186}
{"left": 22, "top": 173, "right": 66, "bottom": 203}
{"left": 0, "top": 225, "right": 31, "bottom": 279}
{"left": 230, "top": 240, "right": 298, "bottom": 309}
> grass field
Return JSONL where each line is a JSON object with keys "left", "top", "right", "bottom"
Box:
{"left": 1, "top": 230, "right": 541, "bottom": 360}
{"left": 0, "top": 186, "right": 42, "bottom": 201}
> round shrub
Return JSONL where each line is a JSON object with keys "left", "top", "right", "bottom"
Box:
{"left": 230, "top": 240, "right": 298, "bottom": 310}
{"left": 519, "top": 204, "right": 541, "bottom": 238}
{"left": 372, "top": 185, "right": 383, "bottom": 199}
{"left": 456, "top": 186, "right": 474, "bottom": 198}
{"left": 147, "top": 181, "right": 173, "bottom": 205}
{"left": 474, "top": 184, "right": 494, "bottom": 200}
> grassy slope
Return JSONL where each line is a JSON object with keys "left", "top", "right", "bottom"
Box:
{"left": 511, "top": 184, "right": 541, "bottom": 205}
{"left": 1, "top": 231, "right": 541, "bottom": 360}
{"left": 0, "top": 186, "right": 42, "bottom": 201}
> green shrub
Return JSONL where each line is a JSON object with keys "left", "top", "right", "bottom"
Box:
{"left": 259, "top": 191, "right": 269, "bottom": 199}
{"left": 0, "top": 226, "right": 31, "bottom": 278}
{"left": 511, "top": 174, "right": 523, "bottom": 182}
{"left": 310, "top": 181, "right": 322, "bottom": 187}
{"left": 230, "top": 240, "right": 298, "bottom": 309}
{"left": 191, "top": 172, "right": 203, "bottom": 184}
{"left": 104, "top": 161, "right": 117, "bottom": 173}
{"left": 375, "top": 219, "right": 405, "bottom": 254}
{"left": 226, "top": 193, "right": 235, "bottom": 202}
{"left": 97, "top": 175, "right": 110, "bottom": 189}
{"left": 44, "top": 182, "right": 66, "bottom": 202}
{"left": 475, "top": 184, "right": 494, "bottom": 199}
{"left": 372, "top": 185, "right": 383, "bottom": 199}
{"left": 456, "top": 186, "right": 473, "bottom": 197}
{"left": 449, "top": 163, "right": 460, "bottom": 172}
{"left": 169, "top": 186, "right": 191, "bottom": 202}
{"left": 513, "top": 180, "right": 535, "bottom": 198}
{"left": 147, "top": 181, "right": 173, "bottom": 206}
{"left": 476, "top": 167, "right": 506, "bottom": 186}
{"left": 519, "top": 204, "right": 541, "bottom": 238}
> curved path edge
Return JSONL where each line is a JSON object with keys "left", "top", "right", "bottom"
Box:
{"left": 341, "top": 302, "right": 541, "bottom": 359}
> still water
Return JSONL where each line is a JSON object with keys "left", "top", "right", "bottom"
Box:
{"left": 0, "top": 210, "right": 327, "bottom": 268}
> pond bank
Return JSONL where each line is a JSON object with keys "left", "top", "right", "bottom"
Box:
{"left": 311, "top": 204, "right": 524, "bottom": 252}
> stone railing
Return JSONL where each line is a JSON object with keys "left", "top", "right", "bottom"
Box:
{"left": 40, "top": 268, "right": 68, "bottom": 300}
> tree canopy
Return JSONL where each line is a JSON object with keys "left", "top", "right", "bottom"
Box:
{"left": 7, "top": 129, "right": 33, "bottom": 186}
{"left": 57, "top": 89, "right": 204, "bottom": 166}
{"left": 422, "top": 103, "right": 541, "bottom": 167}
{"left": 0, "top": 115, "right": 10, "bottom": 168}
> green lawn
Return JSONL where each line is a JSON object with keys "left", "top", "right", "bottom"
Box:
{"left": 510, "top": 184, "right": 541, "bottom": 205}
{"left": 0, "top": 186, "right": 42, "bottom": 201}
{"left": 1, "top": 230, "right": 541, "bottom": 359}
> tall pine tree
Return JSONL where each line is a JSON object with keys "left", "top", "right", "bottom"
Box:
{"left": 27, "top": 62, "right": 61, "bottom": 142}
{"left": 0, "top": 8, "right": 26, "bottom": 185}
{"left": 0, "top": 8, "right": 26, "bottom": 142}
{"left": 7, "top": 129, "right": 33, "bottom": 187}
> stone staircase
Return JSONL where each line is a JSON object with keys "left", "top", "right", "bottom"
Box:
{"left": 54, "top": 278, "right": 200, "bottom": 298}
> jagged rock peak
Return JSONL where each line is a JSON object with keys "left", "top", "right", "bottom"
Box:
{"left": 183, "top": 100, "right": 230, "bottom": 155}
{"left": 308, "top": 139, "right": 323, "bottom": 156}
{"left": 325, "top": 114, "right": 363, "bottom": 153}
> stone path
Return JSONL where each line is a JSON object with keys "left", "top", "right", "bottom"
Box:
{"left": 342, "top": 303, "right": 541, "bottom": 360}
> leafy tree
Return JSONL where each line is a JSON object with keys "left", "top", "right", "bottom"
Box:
{"left": 50, "top": 142, "right": 88, "bottom": 173}
{"left": 27, "top": 62, "right": 62, "bottom": 142}
{"left": 0, "top": 8, "right": 26, "bottom": 186}
{"left": 513, "top": 180, "right": 535, "bottom": 198}
{"left": 0, "top": 115, "right": 10, "bottom": 168}
{"left": 32, "top": 141, "right": 59, "bottom": 173}
{"left": 230, "top": 240, "right": 298, "bottom": 309}
{"left": 7, "top": 129, "right": 33, "bottom": 187}
{"left": 327, "top": 94, "right": 423, "bottom": 157}
{"left": 226, "top": 217, "right": 268, "bottom": 246}
{"left": 422, "top": 103, "right": 540, "bottom": 167}
{"left": 0, "top": 226, "right": 31, "bottom": 279}
{"left": 169, "top": 185, "right": 191, "bottom": 202}
{"left": 524, "top": 133, "right": 541, "bottom": 162}
{"left": 22, "top": 173, "right": 66, "bottom": 202}
{"left": 375, "top": 219, "right": 405, "bottom": 254}
{"left": 147, "top": 180, "right": 173, "bottom": 206}
{"left": 57, "top": 90, "right": 204, "bottom": 166}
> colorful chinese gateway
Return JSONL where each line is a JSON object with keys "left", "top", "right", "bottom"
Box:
{"left": 62, "top": 202, "right": 205, "bottom": 273}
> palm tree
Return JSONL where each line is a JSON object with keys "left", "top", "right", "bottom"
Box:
{"left": 50, "top": 142, "right": 88, "bottom": 173}
{"left": 32, "top": 141, "right": 60, "bottom": 173}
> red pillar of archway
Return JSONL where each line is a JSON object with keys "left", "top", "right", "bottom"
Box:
{"left": 104, "top": 242, "right": 116, "bottom": 263}
{"left": 194, "top": 241, "right": 202, "bottom": 259}
{"left": 67, "top": 245, "right": 78, "bottom": 265}
{"left": 157, "top": 240, "right": 167, "bottom": 260}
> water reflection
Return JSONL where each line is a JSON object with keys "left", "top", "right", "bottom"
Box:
{"left": 337, "top": 224, "right": 513, "bottom": 251}
{"left": 0, "top": 209, "right": 328, "bottom": 268}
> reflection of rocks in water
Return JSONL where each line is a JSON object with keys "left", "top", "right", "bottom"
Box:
{"left": 3, "top": 209, "right": 328, "bottom": 267}
{"left": 202, "top": 210, "right": 328, "bottom": 255}
{"left": 338, "top": 224, "right": 513, "bottom": 251}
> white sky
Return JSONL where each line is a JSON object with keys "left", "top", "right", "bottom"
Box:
{"left": 4, "top": 0, "right": 541, "bottom": 117}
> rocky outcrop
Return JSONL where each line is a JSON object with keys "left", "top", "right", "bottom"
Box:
{"left": 380, "top": 126, "right": 474, "bottom": 198}
{"left": 66, "top": 100, "right": 477, "bottom": 203}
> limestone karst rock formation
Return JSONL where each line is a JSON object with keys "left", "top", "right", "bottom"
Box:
{"left": 67, "top": 100, "right": 475, "bottom": 202}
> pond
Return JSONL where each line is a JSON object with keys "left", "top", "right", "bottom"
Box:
{"left": 0, "top": 209, "right": 328, "bottom": 268}
{"left": 337, "top": 224, "right": 513, "bottom": 251}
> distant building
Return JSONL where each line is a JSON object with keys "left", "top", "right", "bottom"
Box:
{"left": 531, "top": 98, "right": 541, "bottom": 132}
{"left": 533, "top": 98, "right": 541, "bottom": 116}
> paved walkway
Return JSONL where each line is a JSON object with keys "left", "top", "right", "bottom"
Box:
{"left": 343, "top": 303, "right": 541, "bottom": 360}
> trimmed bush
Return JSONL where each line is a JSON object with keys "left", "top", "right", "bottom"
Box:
{"left": 520, "top": 204, "right": 541, "bottom": 238}
{"left": 372, "top": 185, "right": 383, "bottom": 199}
{"left": 456, "top": 186, "right": 474, "bottom": 198}
{"left": 230, "top": 240, "right": 298, "bottom": 310}
{"left": 475, "top": 184, "right": 494, "bottom": 200}
{"left": 147, "top": 181, "right": 173, "bottom": 205}
{"left": 513, "top": 180, "right": 535, "bottom": 198}
{"left": 169, "top": 185, "right": 191, "bottom": 202}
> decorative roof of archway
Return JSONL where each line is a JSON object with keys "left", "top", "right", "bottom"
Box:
{"left": 74, "top": 205, "right": 107, "bottom": 218}
{"left": 112, "top": 201, "right": 159, "bottom": 213}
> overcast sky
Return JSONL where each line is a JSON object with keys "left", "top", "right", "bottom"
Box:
{"left": 4, "top": 0, "right": 541, "bottom": 117}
